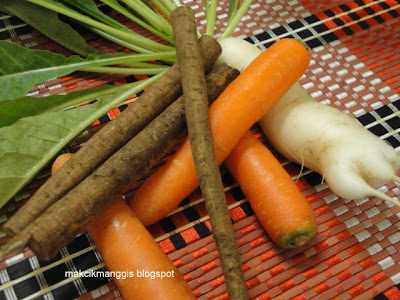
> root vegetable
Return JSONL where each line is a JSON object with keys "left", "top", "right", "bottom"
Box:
{"left": 225, "top": 131, "right": 317, "bottom": 249}
{"left": 260, "top": 83, "right": 400, "bottom": 206}
{"left": 130, "top": 38, "right": 310, "bottom": 226}
{"left": 171, "top": 6, "right": 247, "bottom": 299}
{"left": 2, "top": 35, "right": 222, "bottom": 238}
{"left": 217, "top": 37, "right": 400, "bottom": 206}
{"left": 0, "top": 63, "right": 239, "bottom": 260}
{"left": 50, "top": 152, "right": 74, "bottom": 175}
{"left": 88, "top": 199, "right": 196, "bottom": 300}
{"left": 52, "top": 154, "right": 196, "bottom": 300}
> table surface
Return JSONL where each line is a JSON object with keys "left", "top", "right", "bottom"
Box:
{"left": 0, "top": 0, "right": 399, "bottom": 299}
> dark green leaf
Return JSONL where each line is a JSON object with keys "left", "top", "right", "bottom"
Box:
{"left": 0, "top": 0, "right": 102, "bottom": 57}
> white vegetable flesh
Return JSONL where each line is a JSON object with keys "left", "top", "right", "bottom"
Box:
{"left": 217, "top": 37, "right": 400, "bottom": 206}
{"left": 260, "top": 84, "right": 400, "bottom": 205}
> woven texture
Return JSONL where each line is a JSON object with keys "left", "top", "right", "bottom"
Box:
{"left": 0, "top": 0, "right": 399, "bottom": 299}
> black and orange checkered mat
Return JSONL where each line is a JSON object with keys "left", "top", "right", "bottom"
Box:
{"left": 0, "top": 0, "right": 399, "bottom": 299}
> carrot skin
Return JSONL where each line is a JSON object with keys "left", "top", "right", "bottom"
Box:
{"left": 131, "top": 38, "right": 310, "bottom": 226}
{"left": 52, "top": 154, "right": 195, "bottom": 300}
{"left": 87, "top": 198, "right": 196, "bottom": 300}
{"left": 225, "top": 131, "right": 317, "bottom": 249}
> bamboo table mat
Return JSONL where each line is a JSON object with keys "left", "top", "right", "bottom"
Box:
{"left": 1, "top": 0, "right": 400, "bottom": 299}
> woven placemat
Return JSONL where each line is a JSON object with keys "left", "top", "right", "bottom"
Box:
{"left": 0, "top": 0, "right": 399, "bottom": 299}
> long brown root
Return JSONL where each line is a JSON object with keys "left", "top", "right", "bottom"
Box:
{"left": 171, "top": 6, "right": 248, "bottom": 300}
{"left": 0, "top": 63, "right": 239, "bottom": 261}
{"left": 3, "top": 35, "right": 221, "bottom": 238}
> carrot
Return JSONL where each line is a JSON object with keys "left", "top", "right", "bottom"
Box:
{"left": 2, "top": 35, "right": 221, "bottom": 238}
{"left": 51, "top": 152, "right": 74, "bottom": 175}
{"left": 0, "top": 64, "right": 239, "bottom": 261}
{"left": 171, "top": 7, "right": 247, "bottom": 299}
{"left": 88, "top": 198, "right": 196, "bottom": 300}
{"left": 52, "top": 154, "right": 196, "bottom": 300}
{"left": 130, "top": 38, "right": 310, "bottom": 226}
{"left": 225, "top": 131, "right": 317, "bottom": 249}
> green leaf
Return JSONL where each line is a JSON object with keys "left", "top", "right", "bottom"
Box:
{"left": 0, "top": 99, "right": 106, "bottom": 207}
{"left": 0, "top": 84, "right": 124, "bottom": 127}
{"left": 0, "top": 40, "right": 175, "bottom": 101}
{"left": 0, "top": 0, "right": 102, "bottom": 57}
{"left": 0, "top": 72, "right": 162, "bottom": 208}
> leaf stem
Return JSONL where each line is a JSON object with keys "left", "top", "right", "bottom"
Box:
{"left": 60, "top": 0, "right": 131, "bottom": 32}
{"left": 226, "top": 0, "right": 239, "bottom": 28}
{"left": 205, "top": 0, "right": 218, "bottom": 36}
{"left": 27, "top": 0, "right": 173, "bottom": 52}
{"left": 161, "top": 0, "right": 177, "bottom": 12}
{"left": 81, "top": 66, "right": 168, "bottom": 75}
{"left": 220, "top": 0, "right": 253, "bottom": 39}
{"left": 119, "top": 0, "right": 173, "bottom": 36}
{"left": 148, "top": 0, "right": 172, "bottom": 20}
{"left": 86, "top": 25, "right": 153, "bottom": 54}
{"left": 51, "top": 81, "right": 143, "bottom": 112}
{"left": 99, "top": 0, "right": 174, "bottom": 44}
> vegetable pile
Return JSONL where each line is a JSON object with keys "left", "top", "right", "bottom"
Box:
{"left": 1, "top": 1, "right": 399, "bottom": 300}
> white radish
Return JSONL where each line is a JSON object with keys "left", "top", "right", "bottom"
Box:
{"left": 217, "top": 37, "right": 400, "bottom": 206}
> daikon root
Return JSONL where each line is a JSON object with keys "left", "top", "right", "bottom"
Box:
{"left": 217, "top": 37, "right": 400, "bottom": 206}
{"left": 260, "top": 83, "right": 400, "bottom": 206}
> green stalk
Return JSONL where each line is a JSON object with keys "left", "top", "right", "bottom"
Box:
{"left": 219, "top": 0, "right": 253, "bottom": 39}
{"left": 27, "top": 0, "right": 173, "bottom": 52}
{"left": 226, "top": 0, "right": 239, "bottom": 28}
{"left": 171, "top": 0, "right": 183, "bottom": 7}
{"left": 99, "top": 0, "right": 174, "bottom": 44}
{"left": 61, "top": 0, "right": 131, "bottom": 32}
{"left": 87, "top": 25, "right": 153, "bottom": 53}
{"left": 148, "top": 0, "right": 171, "bottom": 20}
{"left": 86, "top": 26, "right": 176, "bottom": 64}
{"left": 51, "top": 81, "right": 142, "bottom": 112}
{"left": 124, "top": 61, "right": 170, "bottom": 68}
{"left": 81, "top": 66, "right": 168, "bottom": 75}
{"left": 161, "top": 0, "right": 177, "bottom": 12}
{"left": 120, "top": 0, "right": 173, "bottom": 36}
{"left": 205, "top": 0, "right": 218, "bottom": 36}
{"left": 99, "top": 72, "right": 166, "bottom": 109}
{"left": 83, "top": 51, "right": 176, "bottom": 65}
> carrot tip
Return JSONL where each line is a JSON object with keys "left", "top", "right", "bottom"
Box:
{"left": 280, "top": 226, "right": 317, "bottom": 249}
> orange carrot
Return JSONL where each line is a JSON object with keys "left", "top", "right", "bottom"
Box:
{"left": 87, "top": 199, "right": 196, "bottom": 300}
{"left": 51, "top": 152, "right": 74, "bottom": 175}
{"left": 130, "top": 38, "right": 310, "bottom": 226}
{"left": 52, "top": 154, "right": 196, "bottom": 300}
{"left": 225, "top": 131, "right": 317, "bottom": 249}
